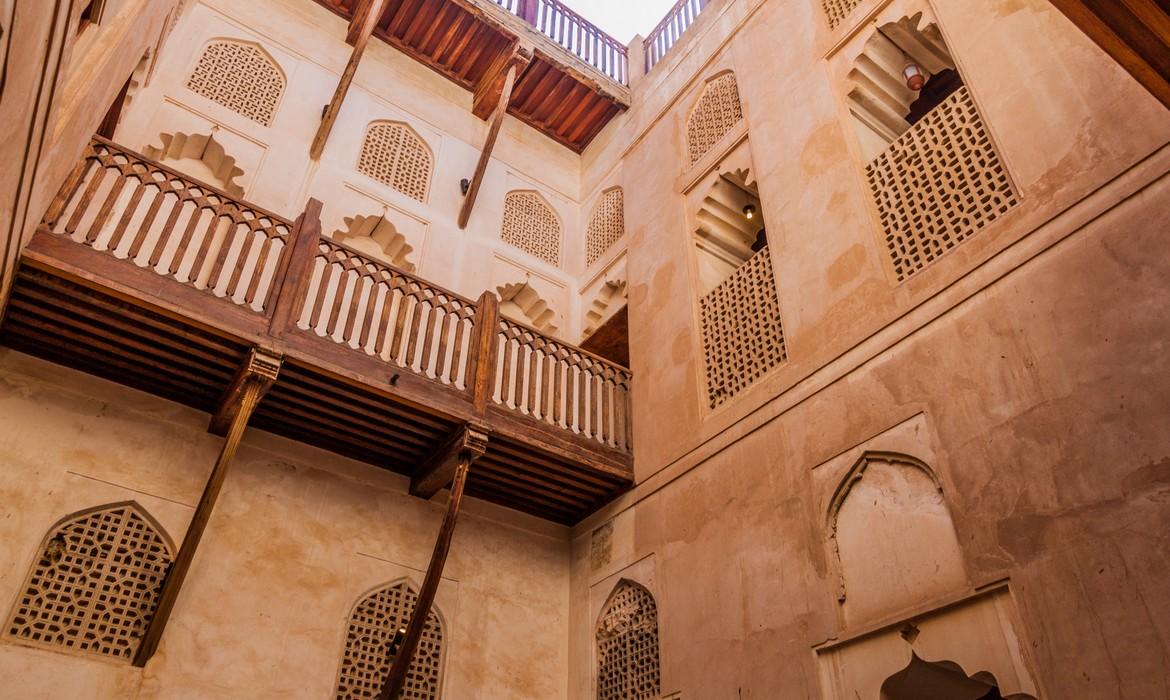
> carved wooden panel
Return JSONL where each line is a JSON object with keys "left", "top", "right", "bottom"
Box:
{"left": 5, "top": 503, "right": 174, "bottom": 661}
{"left": 335, "top": 582, "right": 444, "bottom": 700}
{"left": 597, "top": 582, "right": 661, "bottom": 700}
{"left": 700, "top": 246, "right": 786, "bottom": 408}
{"left": 865, "top": 86, "right": 1018, "bottom": 282}
{"left": 586, "top": 188, "right": 625, "bottom": 267}
{"left": 186, "top": 40, "right": 284, "bottom": 126}
{"left": 686, "top": 73, "right": 743, "bottom": 166}
{"left": 357, "top": 122, "right": 433, "bottom": 203}
{"left": 822, "top": 0, "right": 865, "bottom": 29}
{"left": 501, "top": 191, "right": 562, "bottom": 266}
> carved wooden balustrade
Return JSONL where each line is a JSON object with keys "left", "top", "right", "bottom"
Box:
{"left": 493, "top": 0, "right": 628, "bottom": 84}
{"left": 644, "top": 0, "right": 711, "bottom": 72}
{"left": 11, "top": 136, "right": 633, "bottom": 524}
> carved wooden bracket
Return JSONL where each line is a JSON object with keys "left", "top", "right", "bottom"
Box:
{"left": 208, "top": 347, "right": 282, "bottom": 435}
{"left": 410, "top": 423, "right": 489, "bottom": 499}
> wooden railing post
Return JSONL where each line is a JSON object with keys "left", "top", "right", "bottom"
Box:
{"left": 516, "top": 0, "right": 539, "bottom": 25}
{"left": 267, "top": 198, "right": 322, "bottom": 337}
{"left": 466, "top": 290, "right": 500, "bottom": 416}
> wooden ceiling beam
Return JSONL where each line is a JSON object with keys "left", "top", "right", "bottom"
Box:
{"left": 1048, "top": 0, "right": 1170, "bottom": 109}
{"left": 311, "top": 0, "right": 389, "bottom": 160}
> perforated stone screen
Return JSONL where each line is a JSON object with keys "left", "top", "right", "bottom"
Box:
{"left": 822, "top": 0, "right": 865, "bottom": 29}
{"left": 501, "top": 191, "right": 562, "bottom": 266}
{"left": 700, "top": 247, "right": 786, "bottom": 408}
{"left": 686, "top": 73, "right": 743, "bottom": 166}
{"left": 586, "top": 189, "right": 625, "bottom": 267}
{"left": 358, "top": 122, "right": 433, "bottom": 203}
{"left": 865, "top": 86, "right": 1018, "bottom": 282}
{"left": 186, "top": 40, "right": 284, "bottom": 126}
{"left": 597, "top": 582, "right": 661, "bottom": 700}
{"left": 335, "top": 582, "right": 444, "bottom": 700}
{"left": 5, "top": 503, "right": 173, "bottom": 661}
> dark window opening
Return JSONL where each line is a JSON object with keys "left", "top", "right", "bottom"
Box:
{"left": 906, "top": 68, "right": 964, "bottom": 126}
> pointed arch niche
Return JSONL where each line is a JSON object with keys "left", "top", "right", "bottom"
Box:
{"left": 596, "top": 580, "right": 661, "bottom": 700}
{"left": 357, "top": 121, "right": 433, "bottom": 203}
{"left": 497, "top": 281, "right": 559, "bottom": 336}
{"left": 186, "top": 38, "right": 285, "bottom": 126}
{"left": 333, "top": 579, "right": 445, "bottom": 700}
{"left": 826, "top": 451, "right": 967, "bottom": 624}
{"left": 5, "top": 502, "right": 175, "bottom": 662}
{"left": 500, "top": 190, "right": 562, "bottom": 267}
{"left": 330, "top": 212, "right": 417, "bottom": 272}
{"left": 685, "top": 71, "right": 743, "bottom": 166}
{"left": 143, "top": 131, "right": 246, "bottom": 197}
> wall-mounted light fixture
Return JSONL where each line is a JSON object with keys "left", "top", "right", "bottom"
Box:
{"left": 460, "top": 178, "right": 471, "bottom": 195}
{"left": 903, "top": 61, "right": 926, "bottom": 91}
{"left": 743, "top": 204, "right": 757, "bottom": 220}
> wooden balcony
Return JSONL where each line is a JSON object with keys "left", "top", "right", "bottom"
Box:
{"left": 314, "top": 0, "right": 630, "bottom": 152}
{"left": 1, "top": 138, "right": 634, "bottom": 525}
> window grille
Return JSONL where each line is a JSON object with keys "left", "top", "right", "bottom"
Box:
{"left": 5, "top": 503, "right": 174, "bottom": 661}
{"left": 335, "top": 581, "right": 444, "bottom": 700}
{"left": 585, "top": 188, "right": 625, "bottom": 267}
{"left": 501, "top": 191, "right": 562, "bottom": 266}
{"left": 186, "top": 40, "right": 284, "bottom": 126}
{"left": 597, "top": 581, "right": 661, "bottom": 700}
{"left": 700, "top": 246, "right": 786, "bottom": 408}
{"left": 358, "top": 122, "right": 434, "bottom": 203}
{"left": 821, "top": 0, "right": 865, "bottom": 29}
{"left": 686, "top": 73, "right": 743, "bottom": 166}
{"left": 865, "top": 86, "right": 1019, "bottom": 281}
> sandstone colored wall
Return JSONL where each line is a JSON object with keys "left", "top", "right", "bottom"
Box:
{"left": 0, "top": 350, "right": 570, "bottom": 700}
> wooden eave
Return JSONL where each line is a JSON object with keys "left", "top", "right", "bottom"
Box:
{"left": 314, "top": 0, "right": 629, "bottom": 152}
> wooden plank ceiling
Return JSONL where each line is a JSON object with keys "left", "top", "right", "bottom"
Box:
{"left": 315, "top": 0, "right": 626, "bottom": 151}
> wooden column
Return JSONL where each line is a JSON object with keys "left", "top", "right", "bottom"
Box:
{"left": 133, "top": 347, "right": 282, "bottom": 667}
{"left": 378, "top": 425, "right": 488, "bottom": 700}
{"left": 1047, "top": 0, "right": 1170, "bottom": 109}
{"left": 465, "top": 290, "right": 501, "bottom": 416}
{"left": 459, "top": 46, "right": 531, "bottom": 229}
{"left": 311, "top": 0, "right": 388, "bottom": 160}
{"left": 267, "top": 198, "right": 322, "bottom": 337}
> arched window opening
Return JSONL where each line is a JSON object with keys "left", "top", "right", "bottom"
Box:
{"left": 847, "top": 13, "right": 1019, "bottom": 282}
{"left": 357, "top": 121, "right": 433, "bottom": 203}
{"left": 186, "top": 39, "right": 285, "bottom": 126}
{"left": 143, "top": 131, "right": 246, "bottom": 197}
{"left": 497, "top": 281, "right": 559, "bottom": 336}
{"left": 5, "top": 502, "right": 174, "bottom": 662}
{"left": 334, "top": 580, "right": 444, "bottom": 700}
{"left": 827, "top": 452, "right": 967, "bottom": 624}
{"left": 501, "top": 191, "right": 562, "bottom": 267}
{"left": 331, "top": 213, "right": 416, "bottom": 272}
{"left": 585, "top": 188, "right": 625, "bottom": 268}
{"left": 596, "top": 581, "right": 661, "bottom": 700}
{"left": 686, "top": 72, "right": 743, "bottom": 166}
{"left": 881, "top": 654, "right": 1038, "bottom": 700}
{"left": 692, "top": 168, "right": 764, "bottom": 297}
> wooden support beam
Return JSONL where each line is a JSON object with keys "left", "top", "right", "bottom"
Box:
{"left": 133, "top": 347, "right": 282, "bottom": 667}
{"left": 378, "top": 448, "right": 478, "bottom": 700}
{"left": 267, "top": 198, "right": 323, "bottom": 337}
{"left": 459, "top": 47, "right": 531, "bottom": 229}
{"left": 410, "top": 423, "right": 489, "bottom": 498}
{"left": 346, "top": 0, "right": 380, "bottom": 45}
{"left": 465, "top": 290, "right": 501, "bottom": 416}
{"left": 311, "top": 0, "right": 388, "bottom": 160}
{"left": 1048, "top": 0, "right": 1170, "bottom": 109}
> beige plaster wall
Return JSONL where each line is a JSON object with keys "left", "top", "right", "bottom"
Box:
{"left": 0, "top": 350, "right": 570, "bottom": 700}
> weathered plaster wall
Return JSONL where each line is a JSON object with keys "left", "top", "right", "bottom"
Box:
{"left": 0, "top": 350, "right": 570, "bottom": 700}
{"left": 571, "top": 0, "right": 1170, "bottom": 697}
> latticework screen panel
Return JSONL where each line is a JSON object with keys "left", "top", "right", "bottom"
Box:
{"left": 865, "top": 86, "right": 1018, "bottom": 282}
{"left": 686, "top": 73, "right": 743, "bottom": 166}
{"left": 5, "top": 503, "right": 174, "bottom": 661}
{"left": 501, "top": 191, "right": 562, "bottom": 266}
{"left": 585, "top": 188, "right": 625, "bottom": 267}
{"left": 597, "top": 582, "right": 661, "bottom": 700}
{"left": 700, "top": 247, "right": 786, "bottom": 408}
{"left": 358, "top": 122, "right": 433, "bottom": 203}
{"left": 822, "top": 0, "right": 865, "bottom": 29}
{"left": 335, "top": 582, "right": 444, "bottom": 700}
{"left": 186, "top": 40, "right": 284, "bottom": 126}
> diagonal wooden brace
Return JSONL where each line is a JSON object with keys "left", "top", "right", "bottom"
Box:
{"left": 410, "top": 423, "right": 489, "bottom": 499}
